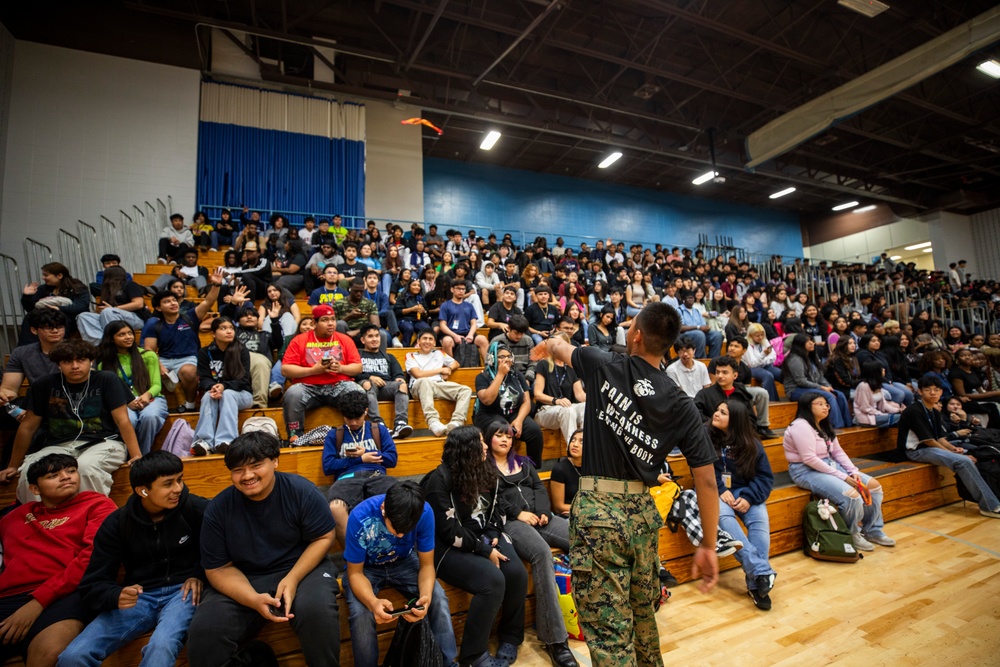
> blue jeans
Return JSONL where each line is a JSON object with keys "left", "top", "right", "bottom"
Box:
{"left": 869, "top": 413, "right": 901, "bottom": 427}
{"left": 398, "top": 319, "right": 431, "bottom": 347}
{"left": 788, "top": 460, "right": 885, "bottom": 536}
{"left": 681, "top": 329, "right": 722, "bottom": 358}
{"left": 884, "top": 381, "right": 914, "bottom": 406}
{"left": 718, "top": 500, "right": 774, "bottom": 587}
{"left": 907, "top": 447, "right": 1000, "bottom": 511}
{"left": 750, "top": 365, "right": 782, "bottom": 402}
{"left": 194, "top": 389, "right": 253, "bottom": 448}
{"left": 58, "top": 584, "right": 196, "bottom": 667}
{"left": 210, "top": 230, "right": 235, "bottom": 249}
{"left": 343, "top": 553, "right": 456, "bottom": 667}
{"left": 128, "top": 396, "right": 169, "bottom": 454}
{"left": 787, "top": 387, "right": 852, "bottom": 429}
{"left": 270, "top": 361, "right": 284, "bottom": 386}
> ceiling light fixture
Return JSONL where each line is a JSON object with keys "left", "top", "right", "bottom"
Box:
{"left": 853, "top": 205, "right": 878, "bottom": 213}
{"left": 692, "top": 171, "right": 717, "bottom": 185}
{"left": 977, "top": 59, "right": 1000, "bottom": 79}
{"left": 832, "top": 201, "right": 859, "bottom": 211}
{"left": 837, "top": 0, "right": 890, "bottom": 18}
{"left": 890, "top": 255, "right": 902, "bottom": 261}
{"left": 479, "top": 130, "right": 502, "bottom": 150}
{"left": 922, "top": 248, "right": 933, "bottom": 253}
{"left": 905, "top": 241, "right": 932, "bottom": 250}
{"left": 769, "top": 187, "right": 796, "bottom": 199}
{"left": 598, "top": 152, "right": 623, "bottom": 169}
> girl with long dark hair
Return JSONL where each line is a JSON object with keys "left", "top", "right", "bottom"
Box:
{"left": 781, "top": 334, "right": 851, "bottom": 428}
{"left": 474, "top": 340, "right": 544, "bottom": 466}
{"left": 192, "top": 316, "right": 252, "bottom": 455}
{"left": 856, "top": 333, "right": 914, "bottom": 406}
{"left": 853, "top": 360, "right": 903, "bottom": 427}
{"left": 19, "top": 261, "right": 90, "bottom": 344}
{"left": 549, "top": 429, "right": 582, "bottom": 517}
{"left": 420, "top": 426, "right": 527, "bottom": 667}
{"left": 96, "top": 320, "right": 168, "bottom": 454}
{"left": 708, "top": 400, "right": 776, "bottom": 610}
{"left": 486, "top": 420, "right": 576, "bottom": 665}
{"left": 393, "top": 278, "right": 431, "bottom": 345}
{"left": 77, "top": 266, "right": 150, "bottom": 344}
{"left": 783, "top": 392, "right": 893, "bottom": 552}
{"left": 258, "top": 284, "right": 300, "bottom": 338}
{"left": 824, "top": 336, "right": 860, "bottom": 398}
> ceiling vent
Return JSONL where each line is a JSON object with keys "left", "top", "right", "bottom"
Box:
{"left": 837, "top": 0, "right": 890, "bottom": 18}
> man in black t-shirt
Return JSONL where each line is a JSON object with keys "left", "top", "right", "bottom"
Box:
{"left": 186, "top": 432, "right": 340, "bottom": 667}
{"left": 534, "top": 302, "right": 719, "bottom": 666}
{"left": 486, "top": 285, "right": 523, "bottom": 341}
{"left": 898, "top": 375, "right": 1000, "bottom": 518}
{"left": 0, "top": 339, "right": 141, "bottom": 503}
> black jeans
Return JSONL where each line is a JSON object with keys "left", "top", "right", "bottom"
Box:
{"left": 186, "top": 559, "right": 340, "bottom": 667}
{"left": 436, "top": 537, "right": 526, "bottom": 662}
{"left": 474, "top": 413, "right": 544, "bottom": 466}
{"left": 157, "top": 238, "right": 192, "bottom": 261}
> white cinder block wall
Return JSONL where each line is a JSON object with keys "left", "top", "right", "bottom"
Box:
{"left": 0, "top": 40, "right": 200, "bottom": 278}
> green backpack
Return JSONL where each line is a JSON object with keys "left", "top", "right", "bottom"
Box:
{"left": 802, "top": 499, "right": 860, "bottom": 563}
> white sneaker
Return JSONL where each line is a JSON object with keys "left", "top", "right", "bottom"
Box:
{"left": 391, "top": 336, "right": 404, "bottom": 348}
{"left": 444, "top": 421, "right": 463, "bottom": 435}
{"left": 979, "top": 508, "right": 1000, "bottom": 519}
{"left": 429, "top": 421, "right": 446, "bottom": 437}
{"left": 157, "top": 257, "right": 167, "bottom": 264}
{"left": 864, "top": 532, "right": 896, "bottom": 547}
{"left": 163, "top": 370, "right": 179, "bottom": 392}
{"left": 852, "top": 533, "right": 875, "bottom": 552}
{"left": 268, "top": 382, "right": 284, "bottom": 399}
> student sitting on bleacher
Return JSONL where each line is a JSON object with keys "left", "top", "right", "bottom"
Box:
{"left": 393, "top": 277, "right": 431, "bottom": 346}
{"left": 191, "top": 317, "right": 252, "bottom": 457}
{"left": 696, "top": 354, "right": 778, "bottom": 440}
{"left": 142, "top": 269, "right": 224, "bottom": 414}
{"left": 77, "top": 267, "right": 150, "bottom": 345}
{"left": 0, "top": 454, "right": 116, "bottom": 667}
{"left": 334, "top": 279, "right": 386, "bottom": 353}
{"left": 307, "top": 265, "right": 347, "bottom": 307}
{"left": 711, "top": 338, "right": 779, "bottom": 438}
{"left": 533, "top": 331, "right": 586, "bottom": 446}
{"left": 220, "top": 303, "right": 283, "bottom": 408}
{"left": 280, "top": 303, "right": 366, "bottom": 442}
{"left": 0, "top": 340, "right": 142, "bottom": 502}
{"left": 783, "top": 392, "right": 894, "bottom": 552}
{"left": 303, "top": 242, "right": 343, "bottom": 295}
{"left": 404, "top": 329, "right": 472, "bottom": 437}
{"left": 323, "top": 389, "right": 398, "bottom": 548}
{"left": 186, "top": 432, "right": 340, "bottom": 667}
{"left": 0, "top": 309, "right": 64, "bottom": 428}
{"left": 853, "top": 361, "right": 903, "bottom": 427}
{"left": 898, "top": 376, "right": 1000, "bottom": 519}
{"left": 475, "top": 340, "right": 544, "bottom": 466}
{"left": 362, "top": 270, "right": 400, "bottom": 349}
{"left": 89, "top": 254, "right": 133, "bottom": 298}
{"left": 492, "top": 314, "right": 536, "bottom": 384}
{"left": 439, "top": 279, "right": 489, "bottom": 365}
{"left": 59, "top": 451, "right": 208, "bottom": 667}
{"left": 743, "top": 323, "right": 782, "bottom": 401}
{"left": 210, "top": 208, "right": 237, "bottom": 251}
{"left": 271, "top": 239, "right": 309, "bottom": 296}
{"left": 781, "top": 334, "right": 852, "bottom": 429}
{"left": 19, "top": 262, "right": 91, "bottom": 347}
{"left": 342, "top": 481, "right": 457, "bottom": 667}
{"left": 356, "top": 324, "right": 413, "bottom": 439}
{"left": 664, "top": 336, "right": 710, "bottom": 398}
{"left": 708, "top": 400, "right": 777, "bottom": 611}
{"left": 486, "top": 420, "right": 577, "bottom": 667}
{"left": 156, "top": 214, "right": 194, "bottom": 264}
{"left": 485, "top": 285, "right": 523, "bottom": 341}
{"left": 548, "top": 428, "right": 583, "bottom": 517}
{"left": 258, "top": 284, "right": 301, "bottom": 339}
{"left": 96, "top": 321, "right": 168, "bottom": 456}
{"left": 150, "top": 249, "right": 208, "bottom": 296}
{"left": 421, "top": 425, "right": 527, "bottom": 667}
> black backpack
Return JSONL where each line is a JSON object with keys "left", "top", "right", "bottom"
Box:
{"left": 224, "top": 639, "right": 279, "bottom": 667}
{"left": 955, "top": 444, "right": 1000, "bottom": 504}
{"left": 381, "top": 618, "right": 445, "bottom": 667}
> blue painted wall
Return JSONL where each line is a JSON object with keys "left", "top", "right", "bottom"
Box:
{"left": 423, "top": 157, "right": 803, "bottom": 256}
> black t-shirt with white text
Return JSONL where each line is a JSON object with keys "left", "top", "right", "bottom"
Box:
{"left": 27, "top": 370, "right": 130, "bottom": 448}
{"left": 571, "top": 346, "right": 716, "bottom": 485}
{"left": 487, "top": 303, "right": 522, "bottom": 340}
{"left": 897, "top": 402, "right": 945, "bottom": 452}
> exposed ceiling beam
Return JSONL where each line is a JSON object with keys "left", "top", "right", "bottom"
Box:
{"left": 404, "top": 0, "right": 449, "bottom": 71}
{"left": 471, "top": 0, "right": 563, "bottom": 86}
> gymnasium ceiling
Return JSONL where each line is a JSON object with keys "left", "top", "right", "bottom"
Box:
{"left": 4, "top": 0, "right": 1000, "bottom": 217}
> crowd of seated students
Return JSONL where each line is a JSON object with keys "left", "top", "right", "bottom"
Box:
{"left": 5, "top": 211, "right": 1000, "bottom": 664}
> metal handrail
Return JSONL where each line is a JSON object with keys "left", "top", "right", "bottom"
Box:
{"left": 22, "top": 238, "right": 52, "bottom": 280}
{"left": 77, "top": 220, "right": 101, "bottom": 278}
{"left": 57, "top": 230, "right": 84, "bottom": 285}
{"left": 119, "top": 210, "right": 139, "bottom": 274}
{"left": 156, "top": 199, "right": 167, "bottom": 228}
{"left": 99, "top": 217, "right": 119, "bottom": 267}
{"left": 0, "top": 253, "right": 21, "bottom": 360}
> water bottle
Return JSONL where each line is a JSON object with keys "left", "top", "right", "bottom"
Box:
{"left": 6, "top": 403, "right": 24, "bottom": 419}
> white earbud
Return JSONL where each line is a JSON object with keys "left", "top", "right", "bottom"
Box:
{"left": 141, "top": 491, "right": 148, "bottom": 497}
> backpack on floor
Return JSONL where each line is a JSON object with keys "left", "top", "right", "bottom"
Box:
{"left": 955, "top": 444, "right": 1000, "bottom": 504}
{"left": 381, "top": 618, "right": 445, "bottom": 667}
{"left": 454, "top": 342, "right": 481, "bottom": 368}
{"left": 803, "top": 499, "right": 860, "bottom": 563}
{"left": 241, "top": 412, "right": 279, "bottom": 438}
{"left": 161, "top": 419, "right": 195, "bottom": 458}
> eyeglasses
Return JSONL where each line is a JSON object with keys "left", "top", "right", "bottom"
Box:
{"left": 497, "top": 354, "right": 513, "bottom": 360}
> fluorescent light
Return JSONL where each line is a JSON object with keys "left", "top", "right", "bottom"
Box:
{"left": 479, "top": 131, "right": 502, "bottom": 150}
{"left": 890, "top": 255, "right": 902, "bottom": 261}
{"left": 922, "top": 248, "right": 933, "bottom": 253}
{"left": 598, "top": 152, "right": 623, "bottom": 169}
{"left": 853, "top": 205, "right": 877, "bottom": 214}
{"left": 692, "top": 171, "right": 717, "bottom": 185}
{"left": 832, "top": 201, "right": 859, "bottom": 211}
{"left": 769, "top": 187, "right": 796, "bottom": 199}
{"left": 905, "top": 241, "right": 932, "bottom": 250}
{"left": 977, "top": 60, "right": 1000, "bottom": 79}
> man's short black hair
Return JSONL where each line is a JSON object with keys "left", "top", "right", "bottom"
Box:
{"left": 28, "top": 308, "right": 67, "bottom": 330}
{"left": 304, "top": 215, "right": 315, "bottom": 224}
{"left": 729, "top": 336, "right": 748, "bottom": 350}
{"left": 713, "top": 355, "right": 739, "bottom": 372}
{"left": 558, "top": 315, "right": 576, "bottom": 326}
{"left": 508, "top": 314, "right": 530, "bottom": 333}
{"left": 383, "top": 481, "right": 425, "bottom": 535}
{"left": 129, "top": 450, "right": 184, "bottom": 492}
{"left": 224, "top": 432, "right": 281, "bottom": 470}
{"left": 364, "top": 270, "right": 379, "bottom": 280}
{"left": 633, "top": 302, "right": 680, "bottom": 356}
{"left": 151, "top": 290, "right": 180, "bottom": 310}
{"left": 451, "top": 279, "right": 467, "bottom": 290}
{"left": 358, "top": 323, "right": 380, "bottom": 338}
{"left": 100, "top": 254, "right": 121, "bottom": 264}
{"left": 674, "top": 335, "right": 696, "bottom": 353}
{"left": 287, "top": 239, "right": 303, "bottom": 255}
{"left": 338, "top": 389, "right": 369, "bottom": 420}
{"left": 170, "top": 213, "right": 183, "bottom": 222}
{"left": 851, "top": 319, "right": 868, "bottom": 331}
{"left": 343, "top": 242, "right": 358, "bottom": 251}
{"left": 417, "top": 329, "right": 437, "bottom": 341}
{"left": 917, "top": 375, "right": 943, "bottom": 390}
{"left": 27, "top": 453, "right": 78, "bottom": 486}
{"left": 49, "top": 339, "right": 97, "bottom": 363}
{"left": 182, "top": 248, "right": 198, "bottom": 258}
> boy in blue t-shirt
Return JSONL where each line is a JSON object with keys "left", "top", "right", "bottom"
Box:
{"left": 438, "top": 279, "right": 488, "bottom": 365}
{"left": 308, "top": 265, "right": 347, "bottom": 306}
{"left": 323, "top": 390, "right": 399, "bottom": 546}
{"left": 343, "top": 482, "right": 457, "bottom": 667}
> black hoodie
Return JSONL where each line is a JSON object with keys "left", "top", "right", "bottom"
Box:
{"left": 77, "top": 487, "right": 209, "bottom": 612}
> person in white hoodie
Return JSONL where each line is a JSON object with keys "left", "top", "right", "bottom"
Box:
{"left": 743, "top": 323, "right": 782, "bottom": 402}
{"left": 157, "top": 214, "right": 195, "bottom": 264}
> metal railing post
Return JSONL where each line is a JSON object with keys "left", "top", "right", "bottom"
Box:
{"left": 0, "top": 254, "right": 21, "bottom": 359}
{"left": 22, "top": 238, "right": 52, "bottom": 281}
{"left": 57, "top": 230, "right": 84, "bottom": 284}
{"left": 77, "top": 221, "right": 100, "bottom": 278}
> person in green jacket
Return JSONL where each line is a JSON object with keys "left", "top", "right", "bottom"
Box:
{"left": 96, "top": 320, "right": 169, "bottom": 454}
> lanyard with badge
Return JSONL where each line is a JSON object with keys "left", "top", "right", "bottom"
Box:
{"left": 721, "top": 446, "right": 732, "bottom": 489}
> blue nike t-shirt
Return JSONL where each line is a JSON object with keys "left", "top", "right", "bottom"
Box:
{"left": 343, "top": 495, "right": 435, "bottom": 566}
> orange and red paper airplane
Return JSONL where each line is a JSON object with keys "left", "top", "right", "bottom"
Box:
{"left": 401, "top": 117, "right": 443, "bottom": 135}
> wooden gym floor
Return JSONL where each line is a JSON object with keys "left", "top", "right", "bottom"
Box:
{"left": 513, "top": 503, "right": 1000, "bottom": 667}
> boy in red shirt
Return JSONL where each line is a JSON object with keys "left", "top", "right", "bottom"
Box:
{"left": 0, "top": 453, "right": 116, "bottom": 666}
{"left": 280, "top": 304, "right": 366, "bottom": 442}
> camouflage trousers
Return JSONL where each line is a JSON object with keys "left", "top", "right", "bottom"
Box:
{"left": 570, "top": 484, "right": 663, "bottom": 667}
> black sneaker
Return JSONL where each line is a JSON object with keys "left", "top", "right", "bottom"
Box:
{"left": 748, "top": 588, "right": 772, "bottom": 610}
{"left": 393, "top": 422, "right": 413, "bottom": 439}
{"left": 191, "top": 440, "right": 210, "bottom": 457}
{"left": 716, "top": 529, "right": 744, "bottom": 558}
{"left": 759, "top": 428, "right": 780, "bottom": 439}
{"left": 754, "top": 573, "right": 775, "bottom": 598}
{"left": 215, "top": 443, "right": 230, "bottom": 455}
{"left": 658, "top": 565, "right": 679, "bottom": 587}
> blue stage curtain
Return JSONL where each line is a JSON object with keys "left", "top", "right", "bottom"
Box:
{"left": 196, "top": 121, "right": 365, "bottom": 220}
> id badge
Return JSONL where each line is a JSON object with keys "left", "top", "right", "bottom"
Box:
{"left": 722, "top": 473, "right": 732, "bottom": 489}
